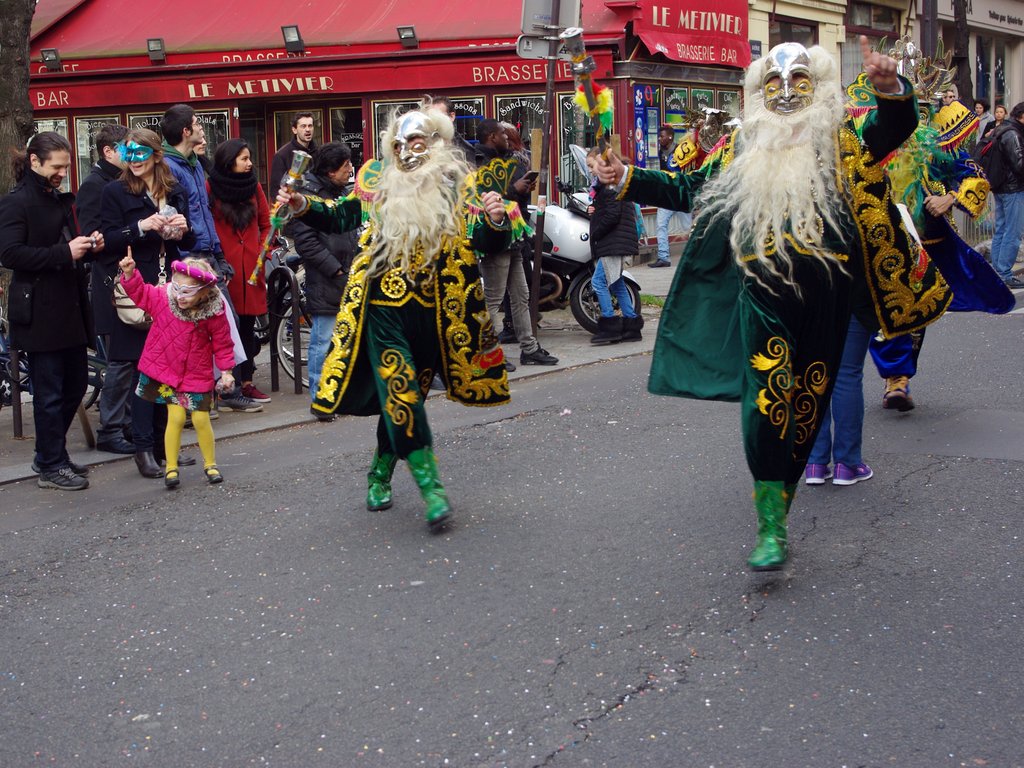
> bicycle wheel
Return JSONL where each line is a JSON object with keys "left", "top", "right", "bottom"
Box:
{"left": 275, "top": 305, "right": 310, "bottom": 387}
{"left": 83, "top": 355, "right": 105, "bottom": 410}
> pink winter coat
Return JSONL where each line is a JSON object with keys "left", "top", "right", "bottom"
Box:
{"left": 121, "top": 269, "right": 235, "bottom": 392}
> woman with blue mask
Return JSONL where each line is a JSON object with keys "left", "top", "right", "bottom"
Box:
{"left": 100, "top": 129, "right": 197, "bottom": 479}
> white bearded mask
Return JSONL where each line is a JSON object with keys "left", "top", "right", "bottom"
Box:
{"left": 392, "top": 111, "right": 438, "bottom": 171}
{"left": 761, "top": 43, "right": 815, "bottom": 115}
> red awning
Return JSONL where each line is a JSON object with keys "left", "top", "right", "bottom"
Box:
{"left": 30, "top": 0, "right": 627, "bottom": 61}
{"left": 632, "top": 0, "right": 750, "bottom": 68}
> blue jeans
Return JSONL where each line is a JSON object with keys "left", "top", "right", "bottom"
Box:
{"left": 990, "top": 190, "right": 1024, "bottom": 280}
{"left": 592, "top": 260, "right": 637, "bottom": 318}
{"left": 809, "top": 316, "right": 871, "bottom": 468}
{"left": 655, "top": 207, "right": 691, "bottom": 262}
{"left": 308, "top": 313, "right": 335, "bottom": 396}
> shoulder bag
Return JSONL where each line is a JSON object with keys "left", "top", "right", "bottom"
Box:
{"left": 112, "top": 245, "right": 166, "bottom": 329}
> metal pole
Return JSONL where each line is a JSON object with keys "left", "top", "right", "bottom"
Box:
{"left": 529, "top": 0, "right": 561, "bottom": 332}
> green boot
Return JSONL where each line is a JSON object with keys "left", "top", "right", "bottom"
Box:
{"left": 747, "top": 480, "right": 790, "bottom": 571}
{"left": 366, "top": 450, "right": 399, "bottom": 511}
{"left": 406, "top": 447, "right": 452, "bottom": 528}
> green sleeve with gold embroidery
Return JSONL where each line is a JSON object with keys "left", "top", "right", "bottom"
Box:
{"left": 618, "top": 165, "right": 701, "bottom": 212}
{"left": 296, "top": 193, "right": 362, "bottom": 234}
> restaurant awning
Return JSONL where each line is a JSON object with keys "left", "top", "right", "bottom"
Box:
{"left": 31, "top": 0, "right": 629, "bottom": 65}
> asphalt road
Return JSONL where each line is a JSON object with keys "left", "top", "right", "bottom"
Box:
{"left": 0, "top": 310, "right": 1021, "bottom": 768}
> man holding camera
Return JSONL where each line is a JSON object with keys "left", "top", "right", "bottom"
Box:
{"left": 0, "top": 133, "right": 103, "bottom": 491}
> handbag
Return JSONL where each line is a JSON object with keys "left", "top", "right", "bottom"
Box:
{"left": 112, "top": 246, "right": 166, "bottom": 329}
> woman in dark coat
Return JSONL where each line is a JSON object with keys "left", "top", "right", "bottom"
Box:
{"left": 208, "top": 138, "right": 272, "bottom": 403}
{"left": 100, "top": 128, "right": 195, "bottom": 478}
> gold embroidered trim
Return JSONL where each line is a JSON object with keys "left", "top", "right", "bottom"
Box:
{"left": 750, "top": 336, "right": 829, "bottom": 445}
{"left": 378, "top": 348, "right": 419, "bottom": 438}
{"left": 836, "top": 125, "right": 950, "bottom": 336}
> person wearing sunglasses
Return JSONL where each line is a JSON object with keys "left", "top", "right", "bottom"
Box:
{"left": 100, "top": 128, "right": 196, "bottom": 480}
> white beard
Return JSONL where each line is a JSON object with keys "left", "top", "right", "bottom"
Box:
{"left": 697, "top": 76, "right": 849, "bottom": 294}
{"left": 367, "top": 142, "right": 469, "bottom": 281}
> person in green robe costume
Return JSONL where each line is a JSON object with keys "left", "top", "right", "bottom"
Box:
{"left": 276, "top": 110, "right": 530, "bottom": 530}
{"left": 597, "top": 37, "right": 952, "bottom": 571}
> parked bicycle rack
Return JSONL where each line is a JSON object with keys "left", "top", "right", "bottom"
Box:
{"left": 267, "top": 264, "right": 305, "bottom": 395}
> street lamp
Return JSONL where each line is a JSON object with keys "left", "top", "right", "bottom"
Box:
{"left": 282, "top": 25, "right": 305, "bottom": 54}
{"left": 41, "top": 48, "right": 62, "bottom": 72}
{"left": 147, "top": 38, "right": 166, "bottom": 64}
{"left": 397, "top": 26, "right": 418, "bottom": 49}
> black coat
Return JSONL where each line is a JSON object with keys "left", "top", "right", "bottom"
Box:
{"left": 76, "top": 158, "right": 123, "bottom": 335}
{"left": 991, "top": 120, "right": 1024, "bottom": 194}
{"left": 99, "top": 180, "right": 196, "bottom": 361}
{"left": 0, "top": 171, "right": 93, "bottom": 352}
{"left": 286, "top": 173, "right": 357, "bottom": 315}
{"left": 589, "top": 185, "right": 638, "bottom": 260}
{"left": 269, "top": 138, "right": 318, "bottom": 194}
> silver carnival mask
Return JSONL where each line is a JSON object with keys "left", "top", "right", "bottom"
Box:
{"left": 761, "top": 43, "right": 815, "bottom": 115}
{"left": 392, "top": 111, "right": 436, "bottom": 171}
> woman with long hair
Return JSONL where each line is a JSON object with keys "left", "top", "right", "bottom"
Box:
{"left": 207, "top": 138, "right": 272, "bottom": 404}
{"left": 100, "top": 128, "right": 196, "bottom": 478}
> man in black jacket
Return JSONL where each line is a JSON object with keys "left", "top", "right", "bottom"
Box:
{"left": 269, "top": 112, "right": 318, "bottom": 193}
{"left": 285, "top": 142, "right": 357, "bottom": 402}
{"left": 987, "top": 101, "right": 1024, "bottom": 288}
{"left": 75, "top": 123, "right": 136, "bottom": 455}
{"left": 0, "top": 132, "right": 104, "bottom": 491}
{"left": 474, "top": 119, "right": 556, "bottom": 368}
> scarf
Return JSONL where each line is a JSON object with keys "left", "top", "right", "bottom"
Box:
{"left": 208, "top": 165, "right": 258, "bottom": 231}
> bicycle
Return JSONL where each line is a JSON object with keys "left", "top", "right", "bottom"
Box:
{"left": 264, "top": 235, "right": 310, "bottom": 388}
{"left": 0, "top": 302, "right": 105, "bottom": 413}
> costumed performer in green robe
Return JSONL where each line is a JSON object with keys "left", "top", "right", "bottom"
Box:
{"left": 276, "top": 110, "right": 529, "bottom": 531}
{"left": 596, "top": 37, "right": 951, "bottom": 571}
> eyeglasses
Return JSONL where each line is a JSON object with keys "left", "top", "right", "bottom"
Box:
{"left": 119, "top": 141, "right": 155, "bottom": 164}
{"left": 169, "top": 280, "right": 204, "bottom": 297}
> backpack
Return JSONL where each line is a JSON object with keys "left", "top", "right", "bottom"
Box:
{"left": 974, "top": 131, "right": 1009, "bottom": 191}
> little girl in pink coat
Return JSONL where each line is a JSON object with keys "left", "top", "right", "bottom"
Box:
{"left": 119, "top": 250, "right": 234, "bottom": 487}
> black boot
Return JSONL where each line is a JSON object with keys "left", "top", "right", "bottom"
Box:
{"left": 590, "top": 316, "right": 623, "bottom": 345}
{"left": 134, "top": 450, "right": 163, "bottom": 479}
{"left": 498, "top": 318, "right": 517, "bottom": 344}
{"left": 621, "top": 314, "right": 645, "bottom": 342}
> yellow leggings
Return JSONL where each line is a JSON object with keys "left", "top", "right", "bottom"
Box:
{"left": 165, "top": 404, "right": 216, "bottom": 472}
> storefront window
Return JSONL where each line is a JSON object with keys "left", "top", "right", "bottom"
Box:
{"left": 718, "top": 91, "right": 740, "bottom": 119}
{"left": 371, "top": 97, "right": 484, "bottom": 158}
{"left": 272, "top": 108, "right": 324, "bottom": 154}
{"left": 448, "top": 97, "right": 485, "bottom": 145}
{"left": 976, "top": 35, "right": 991, "bottom": 102}
{"left": 557, "top": 91, "right": 595, "bottom": 192}
{"left": 994, "top": 40, "right": 1006, "bottom": 107}
{"left": 330, "top": 107, "right": 364, "bottom": 168}
{"left": 769, "top": 19, "right": 817, "bottom": 49}
{"left": 74, "top": 115, "right": 120, "bottom": 191}
{"left": 127, "top": 112, "right": 162, "bottom": 134}
{"left": 843, "top": 3, "right": 899, "bottom": 87}
{"left": 664, "top": 88, "right": 689, "bottom": 128}
{"left": 34, "top": 117, "right": 70, "bottom": 192}
{"left": 197, "top": 111, "right": 230, "bottom": 154}
{"left": 495, "top": 94, "right": 546, "bottom": 156}
{"left": 128, "top": 109, "right": 230, "bottom": 153}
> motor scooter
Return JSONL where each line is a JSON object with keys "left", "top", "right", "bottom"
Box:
{"left": 526, "top": 145, "right": 642, "bottom": 334}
